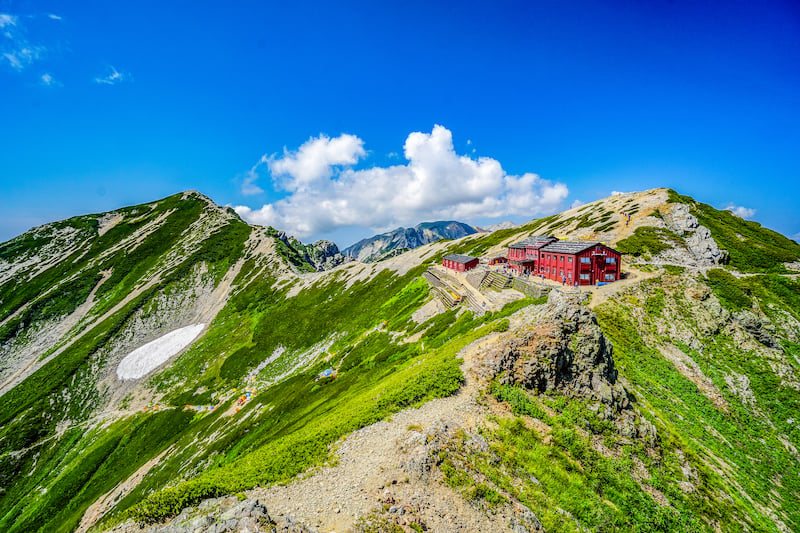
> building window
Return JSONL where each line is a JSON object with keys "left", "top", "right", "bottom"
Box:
{"left": 580, "top": 274, "right": 590, "bottom": 280}
{"left": 560, "top": 270, "right": 564, "bottom": 276}
{"left": 580, "top": 257, "right": 590, "bottom": 264}
{"left": 606, "top": 257, "right": 616, "bottom": 264}
{"left": 568, "top": 257, "right": 572, "bottom": 263}
{"left": 605, "top": 273, "right": 615, "bottom": 280}
{"left": 561, "top": 256, "right": 564, "bottom": 261}
{"left": 567, "top": 271, "right": 572, "bottom": 278}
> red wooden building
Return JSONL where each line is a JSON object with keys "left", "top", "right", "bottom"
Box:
{"left": 507, "top": 235, "right": 557, "bottom": 274}
{"left": 442, "top": 253, "right": 479, "bottom": 272}
{"left": 506, "top": 238, "right": 621, "bottom": 285}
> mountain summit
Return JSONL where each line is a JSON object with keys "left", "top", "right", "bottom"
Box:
{"left": 1, "top": 188, "right": 799, "bottom": 533}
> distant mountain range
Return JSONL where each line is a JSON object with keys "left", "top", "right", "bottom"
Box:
{"left": 342, "top": 221, "right": 478, "bottom": 262}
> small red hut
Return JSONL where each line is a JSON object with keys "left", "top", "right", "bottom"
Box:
{"left": 442, "top": 253, "right": 479, "bottom": 272}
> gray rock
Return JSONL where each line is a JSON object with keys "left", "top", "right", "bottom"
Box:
{"left": 734, "top": 310, "right": 778, "bottom": 348}
{"left": 489, "top": 292, "right": 628, "bottom": 412}
{"left": 664, "top": 203, "right": 728, "bottom": 265}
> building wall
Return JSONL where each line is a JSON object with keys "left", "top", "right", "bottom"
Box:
{"left": 534, "top": 245, "right": 621, "bottom": 285}
{"left": 443, "top": 258, "right": 479, "bottom": 272}
{"left": 506, "top": 243, "right": 621, "bottom": 285}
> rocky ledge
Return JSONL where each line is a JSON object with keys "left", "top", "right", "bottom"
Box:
{"left": 484, "top": 291, "right": 656, "bottom": 442}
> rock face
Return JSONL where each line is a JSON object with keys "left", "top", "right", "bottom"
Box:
{"left": 664, "top": 203, "right": 728, "bottom": 265}
{"left": 485, "top": 292, "right": 656, "bottom": 442}
{"left": 734, "top": 309, "right": 779, "bottom": 348}
{"left": 343, "top": 221, "right": 477, "bottom": 262}
{"left": 272, "top": 231, "right": 350, "bottom": 271}
{"left": 302, "top": 239, "right": 349, "bottom": 271}
{"left": 490, "top": 291, "right": 629, "bottom": 412}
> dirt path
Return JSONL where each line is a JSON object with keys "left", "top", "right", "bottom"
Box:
{"left": 248, "top": 333, "right": 502, "bottom": 533}
{"left": 588, "top": 265, "right": 659, "bottom": 309}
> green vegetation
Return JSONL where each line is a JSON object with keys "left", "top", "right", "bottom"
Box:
{"left": 1, "top": 411, "right": 193, "bottom": 533}
{"left": 668, "top": 190, "right": 800, "bottom": 272}
{"left": 439, "top": 407, "right": 698, "bottom": 532}
{"left": 705, "top": 269, "right": 752, "bottom": 312}
{"left": 616, "top": 227, "right": 683, "bottom": 258}
{"left": 595, "top": 288, "right": 800, "bottom": 532}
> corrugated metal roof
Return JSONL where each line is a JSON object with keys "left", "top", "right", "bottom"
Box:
{"left": 509, "top": 235, "right": 557, "bottom": 248}
{"left": 540, "top": 241, "right": 598, "bottom": 254}
{"left": 443, "top": 253, "right": 478, "bottom": 264}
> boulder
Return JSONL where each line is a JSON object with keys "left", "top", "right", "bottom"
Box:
{"left": 489, "top": 292, "right": 629, "bottom": 413}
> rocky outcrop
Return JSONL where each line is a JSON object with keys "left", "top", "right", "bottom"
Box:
{"left": 734, "top": 309, "right": 779, "bottom": 348}
{"left": 489, "top": 291, "right": 629, "bottom": 411}
{"left": 664, "top": 203, "right": 728, "bottom": 265}
{"left": 484, "top": 291, "right": 656, "bottom": 442}
{"left": 272, "top": 231, "right": 350, "bottom": 271}
{"left": 301, "top": 239, "right": 349, "bottom": 271}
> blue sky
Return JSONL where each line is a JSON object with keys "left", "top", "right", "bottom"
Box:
{"left": 1, "top": 0, "right": 798, "bottom": 247}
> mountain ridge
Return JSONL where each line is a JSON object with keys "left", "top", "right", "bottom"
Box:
{"left": 341, "top": 220, "right": 478, "bottom": 263}
{"left": 1, "top": 187, "right": 800, "bottom": 533}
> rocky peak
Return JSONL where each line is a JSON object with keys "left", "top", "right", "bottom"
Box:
{"left": 488, "top": 291, "right": 627, "bottom": 410}
{"left": 664, "top": 203, "right": 728, "bottom": 265}
{"left": 483, "top": 292, "right": 656, "bottom": 441}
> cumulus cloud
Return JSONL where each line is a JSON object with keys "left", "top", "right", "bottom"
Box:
{"left": 725, "top": 203, "right": 756, "bottom": 219}
{"left": 268, "top": 133, "right": 366, "bottom": 191}
{"left": 235, "top": 125, "right": 569, "bottom": 240}
{"left": 94, "top": 65, "right": 131, "bottom": 85}
{"left": 570, "top": 199, "right": 585, "bottom": 209}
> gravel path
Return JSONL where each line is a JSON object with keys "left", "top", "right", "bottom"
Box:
{"left": 248, "top": 333, "right": 503, "bottom": 533}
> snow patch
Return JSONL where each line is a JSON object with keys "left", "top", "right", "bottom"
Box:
{"left": 117, "top": 324, "right": 205, "bottom": 380}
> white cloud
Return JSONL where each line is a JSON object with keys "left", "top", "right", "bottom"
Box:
{"left": 0, "top": 13, "right": 17, "bottom": 27}
{"left": 611, "top": 191, "right": 626, "bottom": 196}
{"left": 235, "top": 125, "right": 569, "bottom": 240}
{"left": 570, "top": 199, "right": 585, "bottom": 209}
{"left": 792, "top": 232, "right": 800, "bottom": 243}
{"left": 2, "top": 46, "right": 41, "bottom": 70}
{"left": 47, "top": 13, "right": 62, "bottom": 21}
{"left": 725, "top": 203, "right": 756, "bottom": 219}
{"left": 1, "top": 12, "right": 49, "bottom": 71}
{"left": 94, "top": 65, "right": 131, "bottom": 85}
{"left": 267, "top": 133, "right": 366, "bottom": 191}
{"left": 40, "top": 72, "right": 60, "bottom": 86}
